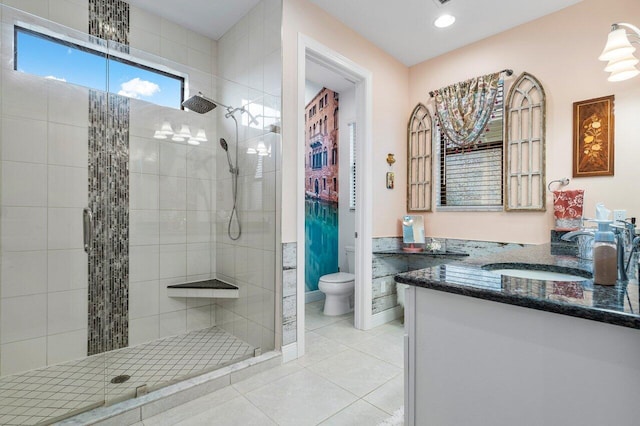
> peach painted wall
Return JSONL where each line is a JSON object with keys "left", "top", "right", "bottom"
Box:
{"left": 281, "top": 0, "right": 410, "bottom": 243}
{"left": 409, "top": 0, "right": 640, "bottom": 244}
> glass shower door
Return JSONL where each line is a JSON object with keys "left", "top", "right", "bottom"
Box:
{"left": 0, "top": 5, "right": 110, "bottom": 424}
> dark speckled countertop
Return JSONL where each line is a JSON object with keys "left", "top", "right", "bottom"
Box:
{"left": 394, "top": 244, "right": 640, "bottom": 329}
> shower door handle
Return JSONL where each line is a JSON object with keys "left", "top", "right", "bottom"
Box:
{"left": 83, "top": 207, "right": 93, "bottom": 254}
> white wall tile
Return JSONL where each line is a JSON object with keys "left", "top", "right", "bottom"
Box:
{"left": 160, "top": 19, "right": 188, "bottom": 45}
{"left": 1, "top": 161, "right": 47, "bottom": 207}
{"left": 1, "top": 250, "right": 47, "bottom": 298}
{"left": 160, "top": 38, "right": 188, "bottom": 65}
{"left": 2, "top": 73, "right": 48, "bottom": 121}
{"left": 48, "top": 123, "right": 89, "bottom": 167}
{"left": 159, "top": 310, "right": 186, "bottom": 338}
{"left": 130, "top": 245, "right": 160, "bottom": 283}
{"left": 129, "top": 27, "right": 161, "bottom": 56}
{"left": 159, "top": 277, "right": 187, "bottom": 313}
{"left": 159, "top": 209, "right": 187, "bottom": 244}
{"left": 188, "top": 48, "right": 212, "bottom": 74}
{"left": 187, "top": 306, "right": 211, "bottom": 331}
{"left": 130, "top": 5, "right": 161, "bottom": 34}
{"left": 0, "top": 337, "right": 47, "bottom": 376}
{"left": 130, "top": 209, "right": 160, "bottom": 246}
{"left": 187, "top": 178, "right": 212, "bottom": 211}
{"left": 187, "top": 242, "right": 211, "bottom": 277}
{"left": 48, "top": 208, "right": 83, "bottom": 250}
{"left": 48, "top": 0, "right": 88, "bottom": 33}
{"left": 160, "top": 244, "right": 187, "bottom": 279}
{"left": 130, "top": 280, "right": 160, "bottom": 319}
{"left": 186, "top": 146, "right": 213, "bottom": 180}
{"left": 129, "top": 315, "right": 159, "bottom": 346}
{"left": 47, "top": 289, "right": 87, "bottom": 335}
{"left": 130, "top": 136, "right": 159, "bottom": 175}
{"left": 1, "top": 294, "right": 47, "bottom": 344}
{"left": 187, "top": 210, "right": 211, "bottom": 243}
{"left": 159, "top": 141, "right": 187, "bottom": 177}
{"left": 1, "top": 207, "right": 47, "bottom": 251}
{"left": 48, "top": 249, "right": 87, "bottom": 292}
{"left": 48, "top": 165, "right": 88, "bottom": 208}
{"left": 1, "top": 117, "right": 47, "bottom": 163}
{"left": 47, "top": 329, "right": 87, "bottom": 365}
{"left": 131, "top": 173, "right": 159, "bottom": 210}
{"left": 159, "top": 176, "right": 187, "bottom": 210}
{"left": 187, "top": 30, "right": 213, "bottom": 54}
{"left": 47, "top": 81, "right": 89, "bottom": 127}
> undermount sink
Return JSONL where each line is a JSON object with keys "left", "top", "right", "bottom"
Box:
{"left": 482, "top": 263, "right": 591, "bottom": 282}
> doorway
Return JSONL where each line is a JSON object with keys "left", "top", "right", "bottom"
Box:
{"left": 295, "top": 34, "right": 374, "bottom": 360}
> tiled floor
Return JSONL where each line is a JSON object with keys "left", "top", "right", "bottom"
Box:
{"left": 138, "top": 301, "right": 405, "bottom": 425}
{"left": 0, "top": 327, "right": 254, "bottom": 426}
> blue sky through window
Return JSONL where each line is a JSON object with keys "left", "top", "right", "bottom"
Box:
{"left": 15, "top": 28, "right": 183, "bottom": 109}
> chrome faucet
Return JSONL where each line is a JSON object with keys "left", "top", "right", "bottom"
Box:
{"left": 612, "top": 225, "right": 628, "bottom": 281}
{"left": 561, "top": 229, "right": 595, "bottom": 260}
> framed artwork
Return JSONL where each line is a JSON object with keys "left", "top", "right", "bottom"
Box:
{"left": 572, "top": 95, "right": 614, "bottom": 177}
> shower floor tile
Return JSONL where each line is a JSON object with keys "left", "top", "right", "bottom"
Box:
{"left": 0, "top": 326, "right": 253, "bottom": 425}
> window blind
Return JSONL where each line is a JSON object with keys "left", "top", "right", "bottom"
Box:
{"left": 349, "top": 122, "right": 356, "bottom": 210}
{"left": 438, "top": 82, "right": 504, "bottom": 209}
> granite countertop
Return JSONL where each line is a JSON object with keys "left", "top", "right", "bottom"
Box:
{"left": 394, "top": 244, "right": 640, "bottom": 329}
{"left": 373, "top": 249, "right": 469, "bottom": 257}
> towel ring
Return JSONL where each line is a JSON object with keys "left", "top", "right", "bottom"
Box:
{"left": 547, "top": 178, "right": 570, "bottom": 191}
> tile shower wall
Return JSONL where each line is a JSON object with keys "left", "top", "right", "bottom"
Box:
{"left": 214, "top": 0, "right": 282, "bottom": 353}
{"left": 0, "top": 1, "right": 218, "bottom": 374}
{"left": 282, "top": 242, "right": 297, "bottom": 346}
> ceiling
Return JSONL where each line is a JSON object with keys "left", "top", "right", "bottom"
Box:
{"left": 126, "top": 0, "right": 261, "bottom": 41}
{"left": 309, "top": 0, "right": 583, "bottom": 66}
{"left": 126, "top": 0, "right": 582, "bottom": 66}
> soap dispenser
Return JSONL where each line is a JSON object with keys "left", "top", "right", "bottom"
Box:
{"left": 593, "top": 203, "right": 617, "bottom": 285}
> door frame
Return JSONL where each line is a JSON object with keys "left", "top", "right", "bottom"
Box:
{"left": 295, "top": 33, "right": 374, "bottom": 359}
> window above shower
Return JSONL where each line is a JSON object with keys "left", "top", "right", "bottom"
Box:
{"left": 14, "top": 26, "right": 185, "bottom": 109}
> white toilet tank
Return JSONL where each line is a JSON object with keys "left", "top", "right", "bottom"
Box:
{"left": 345, "top": 246, "right": 355, "bottom": 273}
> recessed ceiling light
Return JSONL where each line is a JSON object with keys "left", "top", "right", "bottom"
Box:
{"left": 434, "top": 14, "right": 456, "bottom": 28}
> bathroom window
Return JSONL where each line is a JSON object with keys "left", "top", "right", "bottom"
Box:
{"left": 349, "top": 122, "right": 357, "bottom": 210}
{"left": 15, "top": 26, "right": 184, "bottom": 109}
{"left": 437, "top": 81, "right": 504, "bottom": 209}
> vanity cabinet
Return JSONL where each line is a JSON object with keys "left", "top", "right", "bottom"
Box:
{"left": 403, "top": 285, "right": 640, "bottom": 426}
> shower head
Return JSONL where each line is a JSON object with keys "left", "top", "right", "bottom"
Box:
{"left": 219, "top": 138, "right": 229, "bottom": 151}
{"left": 182, "top": 93, "right": 218, "bottom": 114}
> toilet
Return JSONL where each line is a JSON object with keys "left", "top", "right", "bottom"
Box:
{"left": 318, "top": 246, "right": 355, "bottom": 316}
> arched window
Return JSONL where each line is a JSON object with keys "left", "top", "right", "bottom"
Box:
{"left": 323, "top": 147, "right": 328, "bottom": 166}
{"left": 324, "top": 115, "right": 328, "bottom": 134}
{"left": 334, "top": 108, "right": 339, "bottom": 130}
{"left": 504, "top": 72, "right": 546, "bottom": 211}
{"left": 331, "top": 143, "right": 338, "bottom": 165}
{"left": 407, "top": 103, "right": 432, "bottom": 211}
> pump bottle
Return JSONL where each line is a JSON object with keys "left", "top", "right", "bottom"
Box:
{"left": 593, "top": 221, "right": 617, "bottom": 285}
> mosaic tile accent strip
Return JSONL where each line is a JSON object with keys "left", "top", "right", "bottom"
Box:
{"left": 89, "top": 0, "right": 130, "bottom": 53}
{"left": 0, "top": 327, "right": 253, "bottom": 425}
{"left": 88, "top": 90, "right": 130, "bottom": 356}
{"left": 282, "top": 242, "right": 297, "bottom": 346}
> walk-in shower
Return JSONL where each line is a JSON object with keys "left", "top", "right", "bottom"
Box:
{"left": 182, "top": 92, "right": 260, "bottom": 241}
{"left": 0, "top": 3, "right": 280, "bottom": 425}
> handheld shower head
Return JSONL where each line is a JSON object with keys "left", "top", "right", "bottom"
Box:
{"left": 219, "top": 138, "right": 228, "bottom": 151}
{"left": 182, "top": 93, "right": 218, "bottom": 114}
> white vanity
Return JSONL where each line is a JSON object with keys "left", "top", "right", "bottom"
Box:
{"left": 397, "top": 245, "right": 640, "bottom": 426}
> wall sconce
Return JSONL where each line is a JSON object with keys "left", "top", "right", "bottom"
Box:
{"left": 386, "top": 153, "right": 396, "bottom": 166}
{"left": 599, "top": 22, "right": 640, "bottom": 82}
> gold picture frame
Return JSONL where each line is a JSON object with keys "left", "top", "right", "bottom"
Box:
{"left": 572, "top": 95, "right": 614, "bottom": 177}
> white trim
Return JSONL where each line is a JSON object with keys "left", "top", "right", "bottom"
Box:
{"left": 281, "top": 343, "right": 298, "bottom": 363}
{"left": 296, "top": 33, "right": 375, "bottom": 360}
{"left": 305, "top": 290, "right": 325, "bottom": 304}
{"left": 371, "top": 305, "right": 403, "bottom": 328}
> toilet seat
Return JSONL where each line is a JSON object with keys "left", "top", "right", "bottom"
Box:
{"left": 319, "top": 272, "right": 354, "bottom": 283}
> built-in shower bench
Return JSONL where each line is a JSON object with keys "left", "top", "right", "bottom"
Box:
{"left": 167, "top": 279, "right": 239, "bottom": 299}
